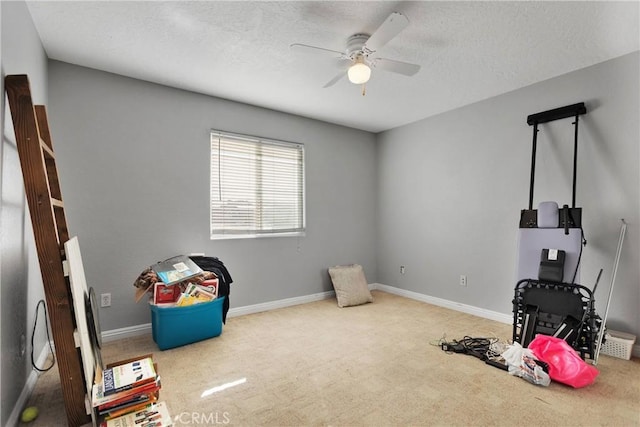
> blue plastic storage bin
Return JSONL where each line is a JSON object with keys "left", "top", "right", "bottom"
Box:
{"left": 150, "top": 297, "right": 225, "bottom": 350}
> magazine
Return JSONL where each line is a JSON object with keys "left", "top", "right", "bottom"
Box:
{"left": 151, "top": 256, "right": 203, "bottom": 285}
{"left": 101, "top": 356, "right": 157, "bottom": 396}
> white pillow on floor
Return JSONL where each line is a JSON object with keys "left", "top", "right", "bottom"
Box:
{"left": 328, "top": 264, "right": 373, "bottom": 308}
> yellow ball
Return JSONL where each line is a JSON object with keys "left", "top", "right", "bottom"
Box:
{"left": 21, "top": 406, "right": 39, "bottom": 423}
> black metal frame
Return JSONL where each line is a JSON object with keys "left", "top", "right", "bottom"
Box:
{"left": 526, "top": 102, "right": 587, "bottom": 211}
{"left": 513, "top": 278, "right": 601, "bottom": 360}
{"left": 520, "top": 102, "right": 587, "bottom": 229}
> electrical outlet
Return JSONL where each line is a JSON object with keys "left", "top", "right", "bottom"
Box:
{"left": 400, "top": 265, "right": 406, "bottom": 275}
{"left": 100, "top": 293, "right": 111, "bottom": 307}
{"left": 459, "top": 275, "right": 467, "bottom": 287}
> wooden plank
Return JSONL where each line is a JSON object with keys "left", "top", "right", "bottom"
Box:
{"left": 35, "top": 104, "right": 54, "bottom": 151}
{"left": 53, "top": 205, "right": 69, "bottom": 250}
{"left": 39, "top": 137, "right": 55, "bottom": 158}
{"left": 5, "top": 75, "right": 90, "bottom": 426}
{"left": 35, "top": 105, "right": 69, "bottom": 244}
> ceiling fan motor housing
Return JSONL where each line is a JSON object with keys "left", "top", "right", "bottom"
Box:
{"left": 346, "top": 34, "right": 371, "bottom": 59}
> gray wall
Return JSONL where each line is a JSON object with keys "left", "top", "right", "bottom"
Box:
{"left": 0, "top": 1, "right": 49, "bottom": 425}
{"left": 377, "top": 52, "right": 639, "bottom": 338}
{"left": 47, "top": 61, "right": 378, "bottom": 332}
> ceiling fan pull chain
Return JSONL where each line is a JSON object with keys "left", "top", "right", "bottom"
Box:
{"left": 362, "top": 84, "right": 366, "bottom": 96}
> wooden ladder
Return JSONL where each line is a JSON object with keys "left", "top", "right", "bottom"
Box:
{"left": 5, "top": 74, "right": 91, "bottom": 426}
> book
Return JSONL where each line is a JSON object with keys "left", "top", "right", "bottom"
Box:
{"left": 102, "top": 356, "right": 157, "bottom": 396}
{"left": 151, "top": 256, "right": 203, "bottom": 285}
{"left": 200, "top": 278, "right": 219, "bottom": 297}
{"left": 101, "top": 390, "right": 159, "bottom": 417}
{"left": 153, "top": 282, "right": 180, "bottom": 305}
{"left": 96, "top": 377, "right": 161, "bottom": 411}
{"left": 93, "top": 370, "right": 160, "bottom": 408}
{"left": 175, "top": 283, "right": 216, "bottom": 307}
{"left": 99, "top": 392, "right": 155, "bottom": 416}
{"left": 99, "top": 401, "right": 173, "bottom": 427}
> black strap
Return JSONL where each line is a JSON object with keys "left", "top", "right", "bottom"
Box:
{"left": 31, "top": 300, "right": 55, "bottom": 372}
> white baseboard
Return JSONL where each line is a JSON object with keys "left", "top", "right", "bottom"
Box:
{"left": 372, "top": 284, "right": 640, "bottom": 358}
{"left": 102, "top": 322, "right": 152, "bottom": 343}
{"left": 226, "top": 290, "right": 335, "bottom": 318}
{"left": 6, "top": 343, "right": 53, "bottom": 427}
{"left": 97, "top": 285, "right": 511, "bottom": 341}
{"left": 371, "top": 283, "right": 513, "bottom": 324}
{"left": 98, "top": 290, "right": 337, "bottom": 342}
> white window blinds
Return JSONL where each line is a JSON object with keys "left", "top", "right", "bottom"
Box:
{"left": 210, "top": 131, "right": 305, "bottom": 239}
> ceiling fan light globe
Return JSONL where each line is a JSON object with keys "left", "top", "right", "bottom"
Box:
{"left": 348, "top": 63, "right": 371, "bottom": 84}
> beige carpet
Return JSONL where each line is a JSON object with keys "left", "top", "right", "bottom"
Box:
{"left": 20, "top": 290, "right": 640, "bottom": 426}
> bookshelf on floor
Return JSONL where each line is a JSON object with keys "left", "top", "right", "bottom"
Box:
{"left": 5, "top": 74, "right": 124, "bottom": 426}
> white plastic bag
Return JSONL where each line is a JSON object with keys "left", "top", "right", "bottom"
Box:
{"left": 502, "top": 342, "right": 550, "bottom": 386}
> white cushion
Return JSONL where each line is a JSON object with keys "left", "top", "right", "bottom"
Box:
{"left": 328, "top": 264, "right": 373, "bottom": 308}
{"left": 538, "top": 201, "right": 559, "bottom": 228}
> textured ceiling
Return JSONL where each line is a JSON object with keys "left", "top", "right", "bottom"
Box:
{"left": 26, "top": 1, "right": 639, "bottom": 133}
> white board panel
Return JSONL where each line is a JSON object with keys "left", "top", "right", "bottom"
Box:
{"left": 65, "top": 236, "right": 100, "bottom": 411}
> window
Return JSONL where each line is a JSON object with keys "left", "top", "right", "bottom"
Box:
{"left": 210, "top": 131, "right": 305, "bottom": 239}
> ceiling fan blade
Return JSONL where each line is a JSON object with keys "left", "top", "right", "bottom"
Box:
{"left": 364, "top": 12, "right": 409, "bottom": 53}
{"left": 290, "top": 43, "right": 344, "bottom": 58}
{"left": 373, "top": 58, "right": 420, "bottom": 76}
{"left": 332, "top": 57, "right": 353, "bottom": 69}
{"left": 323, "top": 71, "right": 346, "bottom": 88}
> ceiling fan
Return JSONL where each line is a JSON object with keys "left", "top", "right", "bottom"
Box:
{"left": 290, "top": 12, "right": 420, "bottom": 91}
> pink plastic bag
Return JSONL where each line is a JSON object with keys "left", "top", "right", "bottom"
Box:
{"left": 528, "top": 335, "right": 599, "bottom": 388}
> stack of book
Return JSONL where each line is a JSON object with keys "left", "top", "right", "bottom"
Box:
{"left": 175, "top": 282, "right": 217, "bottom": 307}
{"left": 99, "top": 401, "right": 172, "bottom": 427}
{"left": 151, "top": 278, "right": 219, "bottom": 307}
{"left": 92, "top": 354, "right": 172, "bottom": 425}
